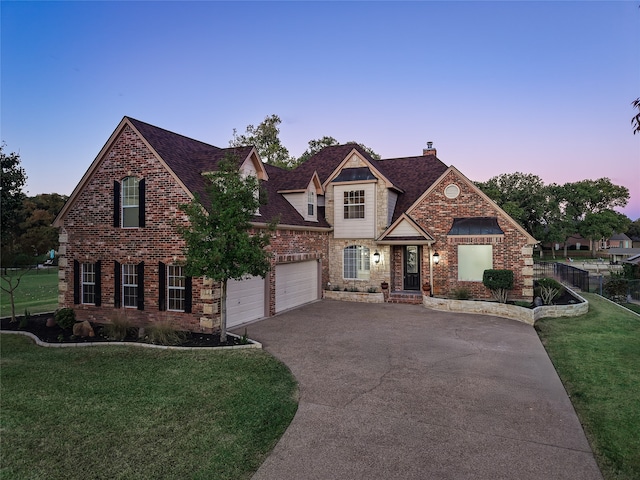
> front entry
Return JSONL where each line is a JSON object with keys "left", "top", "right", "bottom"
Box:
{"left": 403, "top": 245, "right": 420, "bottom": 290}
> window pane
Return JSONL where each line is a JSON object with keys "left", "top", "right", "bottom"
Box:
{"left": 343, "top": 190, "right": 365, "bottom": 219}
{"left": 458, "top": 245, "right": 493, "bottom": 281}
{"left": 122, "top": 206, "right": 139, "bottom": 227}
{"left": 122, "top": 177, "right": 139, "bottom": 227}
{"left": 122, "top": 264, "right": 138, "bottom": 308}
{"left": 343, "top": 245, "right": 370, "bottom": 280}
{"left": 82, "top": 263, "right": 95, "bottom": 304}
{"left": 168, "top": 265, "right": 185, "bottom": 312}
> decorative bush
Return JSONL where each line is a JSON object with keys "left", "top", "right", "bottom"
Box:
{"left": 145, "top": 323, "right": 187, "bottom": 346}
{"left": 482, "top": 270, "right": 514, "bottom": 303}
{"left": 535, "top": 278, "right": 564, "bottom": 305}
{"left": 54, "top": 308, "right": 76, "bottom": 330}
{"left": 603, "top": 277, "right": 629, "bottom": 303}
{"left": 452, "top": 287, "right": 471, "bottom": 300}
{"left": 103, "top": 312, "right": 135, "bottom": 341}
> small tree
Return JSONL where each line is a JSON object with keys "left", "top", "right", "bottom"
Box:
{"left": 535, "top": 278, "right": 564, "bottom": 305}
{"left": 482, "top": 269, "right": 514, "bottom": 303}
{"left": 179, "top": 156, "right": 275, "bottom": 342}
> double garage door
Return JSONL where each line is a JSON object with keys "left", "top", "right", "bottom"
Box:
{"left": 227, "top": 260, "right": 319, "bottom": 328}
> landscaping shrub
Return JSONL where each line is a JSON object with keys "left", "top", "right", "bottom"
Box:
{"left": 103, "top": 312, "right": 135, "bottom": 341}
{"left": 535, "top": 277, "right": 564, "bottom": 305}
{"left": 482, "top": 270, "right": 514, "bottom": 303}
{"left": 54, "top": 308, "right": 76, "bottom": 330}
{"left": 603, "top": 277, "right": 629, "bottom": 303}
{"left": 452, "top": 287, "right": 471, "bottom": 300}
{"left": 145, "top": 322, "right": 187, "bottom": 346}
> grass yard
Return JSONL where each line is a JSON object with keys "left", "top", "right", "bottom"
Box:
{"left": 536, "top": 293, "right": 640, "bottom": 480}
{"left": 0, "top": 268, "right": 59, "bottom": 317}
{"left": 0, "top": 335, "right": 298, "bottom": 480}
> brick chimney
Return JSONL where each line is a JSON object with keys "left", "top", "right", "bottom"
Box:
{"left": 422, "top": 141, "right": 437, "bottom": 156}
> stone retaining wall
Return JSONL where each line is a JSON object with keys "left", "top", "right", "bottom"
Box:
{"left": 423, "top": 288, "right": 588, "bottom": 325}
{"left": 323, "top": 291, "right": 385, "bottom": 304}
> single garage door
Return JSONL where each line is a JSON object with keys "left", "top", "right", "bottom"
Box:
{"left": 227, "top": 275, "right": 266, "bottom": 328}
{"left": 275, "top": 261, "right": 319, "bottom": 313}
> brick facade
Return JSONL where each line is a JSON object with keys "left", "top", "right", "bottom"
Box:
{"left": 56, "top": 118, "right": 535, "bottom": 333}
{"left": 57, "top": 125, "right": 330, "bottom": 332}
{"left": 408, "top": 170, "right": 534, "bottom": 300}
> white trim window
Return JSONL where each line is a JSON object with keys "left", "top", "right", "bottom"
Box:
{"left": 344, "top": 190, "right": 365, "bottom": 219}
{"left": 81, "top": 263, "right": 96, "bottom": 305}
{"left": 122, "top": 176, "right": 140, "bottom": 227}
{"left": 122, "top": 264, "right": 138, "bottom": 308}
{"left": 167, "top": 265, "right": 186, "bottom": 312}
{"left": 307, "top": 190, "right": 315, "bottom": 216}
{"left": 343, "top": 245, "right": 370, "bottom": 280}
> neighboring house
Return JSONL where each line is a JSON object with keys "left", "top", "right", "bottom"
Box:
{"left": 54, "top": 117, "right": 537, "bottom": 332}
{"left": 606, "top": 233, "right": 632, "bottom": 249}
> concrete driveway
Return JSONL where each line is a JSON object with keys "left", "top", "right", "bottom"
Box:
{"left": 233, "top": 300, "right": 602, "bottom": 480}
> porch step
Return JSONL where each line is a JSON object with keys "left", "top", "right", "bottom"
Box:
{"left": 387, "top": 291, "right": 423, "bottom": 305}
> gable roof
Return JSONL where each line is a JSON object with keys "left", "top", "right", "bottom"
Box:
{"left": 54, "top": 117, "right": 330, "bottom": 230}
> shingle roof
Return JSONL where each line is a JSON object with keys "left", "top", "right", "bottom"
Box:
{"left": 293, "top": 144, "right": 449, "bottom": 223}
{"left": 129, "top": 117, "right": 329, "bottom": 228}
{"left": 129, "top": 118, "right": 448, "bottom": 228}
{"left": 374, "top": 156, "right": 448, "bottom": 221}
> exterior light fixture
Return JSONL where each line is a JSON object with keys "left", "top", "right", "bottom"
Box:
{"left": 433, "top": 252, "right": 440, "bottom": 264}
{"left": 373, "top": 251, "right": 381, "bottom": 264}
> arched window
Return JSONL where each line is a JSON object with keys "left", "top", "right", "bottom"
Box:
{"left": 343, "top": 245, "right": 370, "bottom": 280}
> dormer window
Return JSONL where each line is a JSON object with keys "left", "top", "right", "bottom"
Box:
{"left": 308, "top": 190, "right": 315, "bottom": 216}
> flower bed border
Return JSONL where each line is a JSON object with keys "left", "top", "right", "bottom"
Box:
{"left": 423, "top": 287, "right": 588, "bottom": 325}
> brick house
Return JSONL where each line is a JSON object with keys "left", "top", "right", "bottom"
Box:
{"left": 54, "top": 118, "right": 537, "bottom": 332}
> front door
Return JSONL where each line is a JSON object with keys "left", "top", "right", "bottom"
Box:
{"left": 403, "top": 245, "right": 420, "bottom": 290}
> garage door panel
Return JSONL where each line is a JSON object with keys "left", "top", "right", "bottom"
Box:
{"left": 227, "top": 275, "right": 266, "bottom": 328}
{"left": 275, "top": 261, "right": 318, "bottom": 313}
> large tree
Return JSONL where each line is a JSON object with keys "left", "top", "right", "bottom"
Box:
{"left": 229, "top": 114, "right": 295, "bottom": 169}
{"left": 179, "top": 156, "right": 275, "bottom": 342}
{"left": 558, "top": 178, "right": 629, "bottom": 255}
{"left": 231, "top": 115, "right": 381, "bottom": 169}
{"left": 579, "top": 210, "right": 631, "bottom": 256}
{"left": 475, "top": 172, "right": 549, "bottom": 237}
{"left": 1, "top": 144, "right": 27, "bottom": 252}
{"left": 19, "top": 193, "right": 68, "bottom": 258}
{"left": 632, "top": 98, "right": 640, "bottom": 135}
{"left": 1, "top": 145, "right": 29, "bottom": 321}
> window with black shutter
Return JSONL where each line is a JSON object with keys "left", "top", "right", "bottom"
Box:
{"left": 137, "top": 261, "right": 144, "bottom": 310}
{"left": 114, "top": 261, "right": 121, "bottom": 308}
{"left": 73, "top": 260, "right": 80, "bottom": 304}
{"left": 158, "top": 261, "right": 166, "bottom": 311}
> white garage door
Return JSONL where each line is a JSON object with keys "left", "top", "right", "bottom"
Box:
{"left": 275, "top": 261, "right": 319, "bottom": 313}
{"left": 227, "top": 275, "right": 266, "bottom": 328}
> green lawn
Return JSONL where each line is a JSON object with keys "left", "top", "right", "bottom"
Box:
{"left": 536, "top": 293, "right": 640, "bottom": 480}
{"left": 0, "top": 268, "right": 59, "bottom": 317}
{"left": 0, "top": 335, "right": 298, "bottom": 480}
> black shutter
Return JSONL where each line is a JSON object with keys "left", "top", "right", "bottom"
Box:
{"left": 73, "top": 260, "right": 80, "bottom": 304}
{"left": 158, "top": 262, "right": 166, "bottom": 311}
{"left": 185, "top": 276, "right": 192, "bottom": 313}
{"left": 137, "top": 261, "right": 145, "bottom": 310}
{"left": 113, "top": 181, "right": 120, "bottom": 228}
{"left": 114, "top": 261, "right": 121, "bottom": 308}
{"left": 95, "top": 261, "right": 102, "bottom": 306}
{"left": 138, "top": 178, "right": 145, "bottom": 228}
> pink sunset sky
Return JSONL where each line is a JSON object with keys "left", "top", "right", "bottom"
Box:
{"left": 2, "top": 1, "right": 639, "bottom": 219}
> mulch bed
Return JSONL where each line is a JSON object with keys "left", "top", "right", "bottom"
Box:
{"left": 0, "top": 314, "right": 245, "bottom": 348}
